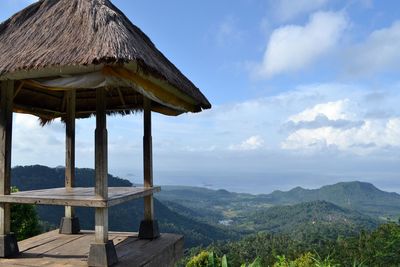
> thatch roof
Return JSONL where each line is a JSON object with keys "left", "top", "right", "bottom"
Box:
{"left": 0, "top": 0, "right": 211, "bottom": 121}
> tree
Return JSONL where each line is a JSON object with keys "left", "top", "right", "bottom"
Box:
{"left": 10, "top": 187, "right": 41, "bottom": 240}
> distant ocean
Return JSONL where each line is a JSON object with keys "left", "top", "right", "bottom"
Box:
{"left": 110, "top": 168, "right": 400, "bottom": 194}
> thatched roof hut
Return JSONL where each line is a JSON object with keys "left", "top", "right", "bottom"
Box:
{"left": 0, "top": 0, "right": 211, "bottom": 123}
{"left": 0, "top": 0, "right": 210, "bottom": 264}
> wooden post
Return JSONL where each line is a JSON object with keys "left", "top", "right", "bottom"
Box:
{"left": 138, "top": 97, "right": 159, "bottom": 239}
{"left": 143, "top": 97, "right": 154, "bottom": 220}
{"left": 0, "top": 82, "right": 12, "bottom": 236}
{"left": 65, "top": 90, "right": 76, "bottom": 195}
{"left": 88, "top": 88, "right": 117, "bottom": 267}
{"left": 94, "top": 88, "right": 108, "bottom": 243}
{"left": 0, "top": 81, "right": 19, "bottom": 257}
{"left": 59, "top": 90, "right": 80, "bottom": 234}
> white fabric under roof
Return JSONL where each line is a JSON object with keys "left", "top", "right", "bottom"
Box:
{"left": 30, "top": 72, "right": 187, "bottom": 112}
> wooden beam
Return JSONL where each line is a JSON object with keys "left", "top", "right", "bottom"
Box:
{"left": 94, "top": 88, "right": 108, "bottom": 243}
{"left": 65, "top": 90, "right": 76, "bottom": 218}
{"left": 13, "top": 81, "right": 24, "bottom": 100}
{"left": 0, "top": 186, "right": 160, "bottom": 207}
{"left": 0, "top": 81, "right": 13, "bottom": 235}
{"left": 117, "top": 88, "right": 126, "bottom": 108}
{"left": 143, "top": 97, "right": 154, "bottom": 221}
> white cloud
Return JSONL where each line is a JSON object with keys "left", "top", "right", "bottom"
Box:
{"left": 288, "top": 99, "right": 354, "bottom": 122}
{"left": 12, "top": 114, "right": 65, "bottom": 165}
{"left": 257, "top": 11, "right": 348, "bottom": 78}
{"left": 272, "top": 0, "right": 329, "bottom": 22}
{"left": 282, "top": 99, "right": 400, "bottom": 154}
{"left": 345, "top": 21, "right": 400, "bottom": 76}
{"left": 229, "top": 136, "right": 265, "bottom": 151}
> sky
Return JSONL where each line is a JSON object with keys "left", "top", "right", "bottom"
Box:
{"left": 2, "top": 0, "right": 400, "bottom": 194}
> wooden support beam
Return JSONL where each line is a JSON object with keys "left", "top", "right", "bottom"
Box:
{"left": 139, "top": 97, "right": 159, "bottom": 239}
{"left": 94, "top": 88, "right": 108, "bottom": 244}
{"left": 65, "top": 90, "right": 76, "bottom": 218}
{"left": 143, "top": 97, "right": 154, "bottom": 221}
{"left": 0, "top": 81, "right": 13, "bottom": 236}
{"left": 0, "top": 81, "right": 18, "bottom": 257}
{"left": 59, "top": 90, "right": 80, "bottom": 235}
{"left": 95, "top": 207, "right": 108, "bottom": 243}
{"left": 13, "top": 82, "right": 24, "bottom": 100}
{"left": 88, "top": 88, "right": 117, "bottom": 266}
{"left": 117, "top": 88, "right": 127, "bottom": 108}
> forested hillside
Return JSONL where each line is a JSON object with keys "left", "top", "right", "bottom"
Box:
{"left": 268, "top": 181, "right": 400, "bottom": 218}
{"left": 235, "top": 201, "right": 379, "bottom": 238}
{"left": 159, "top": 181, "right": 400, "bottom": 223}
{"left": 10, "top": 165, "right": 399, "bottom": 256}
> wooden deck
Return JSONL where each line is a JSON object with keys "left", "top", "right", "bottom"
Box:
{"left": 0, "top": 230, "right": 183, "bottom": 267}
{"left": 0, "top": 187, "right": 161, "bottom": 207}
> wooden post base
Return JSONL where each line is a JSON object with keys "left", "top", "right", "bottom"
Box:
{"left": 59, "top": 217, "right": 81, "bottom": 234}
{"left": 88, "top": 240, "right": 118, "bottom": 267}
{"left": 138, "top": 220, "right": 160, "bottom": 239}
{"left": 0, "top": 233, "right": 19, "bottom": 258}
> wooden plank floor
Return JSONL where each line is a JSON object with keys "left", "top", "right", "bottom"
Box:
{"left": 0, "top": 187, "right": 161, "bottom": 207}
{"left": 0, "top": 230, "right": 184, "bottom": 267}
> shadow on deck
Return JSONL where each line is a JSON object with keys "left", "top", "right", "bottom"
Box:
{"left": 0, "top": 230, "right": 184, "bottom": 267}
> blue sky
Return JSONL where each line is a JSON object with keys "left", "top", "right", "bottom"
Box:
{"left": 2, "top": 0, "right": 400, "bottom": 193}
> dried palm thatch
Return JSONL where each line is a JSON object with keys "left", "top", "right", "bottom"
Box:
{"left": 0, "top": 0, "right": 211, "bottom": 123}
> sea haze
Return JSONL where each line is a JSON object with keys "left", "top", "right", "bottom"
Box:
{"left": 111, "top": 168, "right": 400, "bottom": 195}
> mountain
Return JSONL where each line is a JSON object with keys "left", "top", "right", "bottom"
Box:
{"left": 267, "top": 181, "right": 400, "bottom": 218}
{"left": 159, "top": 184, "right": 381, "bottom": 243}
{"left": 10, "top": 165, "right": 234, "bottom": 247}
{"left": 158, "top": 181, "right": 400, "bottom": 221}
{"left": 236, "top": 201, "right": 379, "bottom": 241}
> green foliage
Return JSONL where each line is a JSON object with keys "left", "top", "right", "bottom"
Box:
{"left": 293, "top": 253, "right": 314, "bottom": 267}
{"left": 186, "top": 251, "right": 210, "bottom": 267}
{"left": 272, "top": 253, "right": 314, "bottom": 267}
{"left": 334, "top": 222, "right": 400, "bottom": 266}
{"left": 247, "top": 257, "right": 262, "bottom": 267}
{"left": 208, "top": 251, "right": 217, "bottom": 267}
{"left": 221, "top": 255, "right": 228, "bottom": 267}
{"left": 311, "top": 253, "right": 339, "bottom": 267}
{"left": 186, "top": 251, "right": 340, "bottom": 267}
{"left": 187, "top": 251, "right": 260, "bottom": 267}
{"left": 185, "top": 251, "right": 224, "bottom": 267}
{"left": 10, "top": 187, "right": 41, "bottom": 241}
{"left": 185, "top": 223, "right": 400, "bottom": 267}
{"left": 209, "top": 232, "right": 306, "bottom": 266}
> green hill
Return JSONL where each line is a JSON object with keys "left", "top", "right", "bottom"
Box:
{"left": 268, "top": 181, "right": 400, "bottom": 218}
{"left": 157, "top": 186, "right": 274, "bottom": 224}
{"left": 237, "top": 200, "right": 379, "bottom": 241}
{"left": 159, "top": 181, "right": 400, "bottom": 221}
{"left": 10, "top": 165, "right": 234, "bottom": 247}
